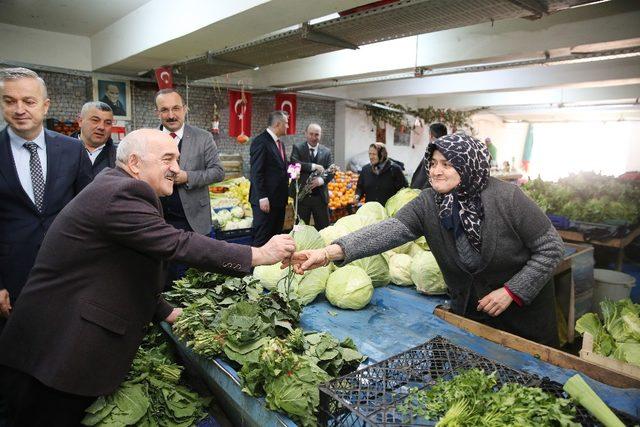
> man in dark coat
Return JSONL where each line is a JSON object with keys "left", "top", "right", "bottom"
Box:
{"left": 70, "top": 101, "right": 117, "bottom": 176}
{"left": 0, "top": 129, "right": 296, "bottom": 426}
{"left": 290, "top": 123, "right": 334, "bottom": 230}
{"left": 0, "top": 68, "right": 92, "bottom": 327}
{"left": 249, "top": 110, "right": 290, "bottom": 246}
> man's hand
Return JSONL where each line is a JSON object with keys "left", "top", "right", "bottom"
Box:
{"left": 281, "top": 249, "right": 327, "bottom": 274}
{"left": 252, "top": 234, "right": 296, "bottom": 266}
{"left": 165, "top": 307, "right": 183, "bottom": 324}
{"left": 310, "top": 177, "right": 322, "bottom": 190}
{"left": 477, "top": 287, "right": 513, "bottom": 317}
{"left": 312, "top": 164, "right": 325, "bottom": 174}
{"left": 259, "top": 198, "right": 270, "bottom": 213}
{"left": 174, "top": 170, "right": 188, "bottom": 185}
{"left": 0, "top": 289, "right": 11, "bottom": 318}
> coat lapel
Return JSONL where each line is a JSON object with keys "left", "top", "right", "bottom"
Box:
{"left": 267, "top": 132, "right": 286, "bottom": 168}
{"left": 476, "top": 190, "right": 498, "bottom": 274}
{"left": 178, "top": 125, "right": 192, "bottom": 169}
{"left": 43, "top": 130, "right": 62, "bottom": 213}
{"left": 0, "top": 127, "right": 40, "bottom": 212}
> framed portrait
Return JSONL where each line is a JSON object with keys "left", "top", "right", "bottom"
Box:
{"left": 92, "top": 77, "right": 131, "bottom": 120}
{"left": 393, "top": 124, "right": 411, "bottom": 146}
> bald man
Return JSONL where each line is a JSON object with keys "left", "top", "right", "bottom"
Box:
{"left": 0, "top": 129, "right": 296, "bottom": 426}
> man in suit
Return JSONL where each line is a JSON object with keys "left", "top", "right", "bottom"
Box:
{"left": 0, "top": 67, "right": 92, "bottom": 326}
{"left": 410, "top": 122, "right": 447, "bottom": 189}
{"left": 70, "top": 101, "right": 117, "bottom": 176}
{"left": 100, "top": 83, "right": 126, "bottom": 116}
{"left": 250, "top": 110, "right": 290, "bottom": 246}
{"left": 0, "top": 129, "right": 296, "bottom": 426}
{"left": 155, "top": 88, "right": 225, "bottom": 288}
{"left": 290, "top": 123, "right": 334, "bottom": 230}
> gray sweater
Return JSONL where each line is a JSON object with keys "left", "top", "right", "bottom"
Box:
{"left": 335, "top": 177, "right": 564, "bottom": 309}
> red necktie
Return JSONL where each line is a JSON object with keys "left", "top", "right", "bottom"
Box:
{"left": 277, "top": 139, "right": 285, "bottom": 161}
{"left": 170, "top": 132, "right": 177, "bottom": 139}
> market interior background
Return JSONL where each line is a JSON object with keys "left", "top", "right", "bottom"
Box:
{"left": 1, "top": 0, "right": 640, "bottom": 424}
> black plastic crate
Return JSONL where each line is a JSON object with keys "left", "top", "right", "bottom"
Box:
{"left": 318, "top": 336, "right": 638, "bottom": 427}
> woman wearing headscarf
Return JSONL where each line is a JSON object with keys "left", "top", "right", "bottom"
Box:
{"left": 288, "top": 134, "right": 564, "bottom": 346}
{"left": 355, "top": 143, "right": 408, "bottom": 205}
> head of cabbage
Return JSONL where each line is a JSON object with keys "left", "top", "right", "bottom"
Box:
{"left": 326, "top": 266, "right": 373, "bottom": 310}
{"left": 348, "top": 254, "right": 390, "bottom": 288}
{"left": 253, "top": 263, "right": 301, "bottom": 290}
{"left": 410, "top": 251, "right": 447, "bottom": 295}
{"left": 356, "top": 202, "right": 388, "bottom": 222}
{"left": 291, "top": 224, "right": 325, "bottom": 250}
{"left": 388, "top": 253, "right": 413, "bottom": 286}
{"left": 319, "top": 224, "right": 349, "bottom": 246}
{"left": 295, "top": 266, "right": 331, "bottom": 305}
{"left": 385, "top": 188, "right": 421, "bottom": 217}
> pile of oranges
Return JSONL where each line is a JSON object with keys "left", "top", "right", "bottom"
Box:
{"left": 327, "top": 171, "right": 361, "bottom": 210}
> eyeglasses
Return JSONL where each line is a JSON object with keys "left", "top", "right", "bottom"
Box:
{"left": 158, "top": 105, "right": 184, "bottom": 115}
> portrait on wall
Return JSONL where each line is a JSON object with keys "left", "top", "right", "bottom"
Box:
{"left": 92, "top": 78, "right": 131, "bottom": 120}
{"left": 393, "top": 124, "right": 411, "bottom": 146}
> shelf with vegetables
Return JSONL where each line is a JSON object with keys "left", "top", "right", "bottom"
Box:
{"left": 209, "top": 177, "right": 253, "bottom": 233}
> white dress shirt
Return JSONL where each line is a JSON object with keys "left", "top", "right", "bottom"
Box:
{"left": 162, "top": 125, "right": 184, "bottom": 145}
{"left": 8, "top": 126, "right": 47, "bottom": 204}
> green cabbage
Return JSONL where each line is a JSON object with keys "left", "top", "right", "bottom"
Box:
{"left": 414, "top": 236, "right": 429, "bottom": 251}
{"left": 385, "top": 188, "right": 421, "bottom": 217}
{"left": 407, "top": 243, "right": 426, "bottom": 258}
{"left": 253, "top": 263, "right": 300, "bottom": 290}
{"left": 612, "top": 343, "right": 640, "bottom": 367}
{"left": 291, "top": 224, "right": 325, "bottom": 250}
{"left": 575, "top": 312, "right": 615, "bottom": 356}
{"left": 325, "top": 266, "right": 373, "bottom": 310}
{"left": 411, "top": 251, "right": 447, "bottom": 295}
{"left": 334, "top": 214, "right": 377, "bottom": 233}
{"left": 319, "top": 224, "right": 349, "bottom": 246}
{"left": 348, "top": 254, "right": 390, "bottom": 288}
{"left": 295, "top": 266, "right": 331, "bottom": 305}
{"left": 356, "top": 202, "right": 388, "bottom": 221}
{"left": 388, "top": 253, "right": 413, "bottom": 286}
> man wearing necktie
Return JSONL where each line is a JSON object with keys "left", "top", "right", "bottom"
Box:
{"left": 154, "top": 88, "right": 225, "bottom": 289}
{"left": 249, "top": 110, "right": 290, "bottom": 246}
{"left": 290, "top": 123, "right": 334, "bottom": 230}
{"left": 0, "top": 67, "right": 92, "bottom": 326}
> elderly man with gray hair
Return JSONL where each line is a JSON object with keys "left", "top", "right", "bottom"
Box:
{"left": 70, "top": 101, "right": 116, "bottom": 175}
{"left": 0, "top": 128, "right": 296, "bottom": 426}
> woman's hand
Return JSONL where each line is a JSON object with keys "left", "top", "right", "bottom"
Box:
{"left": 477, "top": 287, "right": 513, "bottom": 317}
{"left": 282, "top": 249, "right": 327, "bottom": 274}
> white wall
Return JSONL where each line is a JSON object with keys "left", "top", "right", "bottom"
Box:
{"left": 0, "top": 23, "right": 92, "bottom": 71}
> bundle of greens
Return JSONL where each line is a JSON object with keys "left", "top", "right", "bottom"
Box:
{"left": 164, "top": 269, "right": 263, "bottom": 308}
{"left": 521, "top": 173, "right": 640, "bottom": 224}
{"left": 397, "top": 368, "right": 578, "bottom": 426}
{"left": 83, "top": 334, "right": 210, "bottom": 426}
{"left": 239, "top": 329, "right": 365, "bottom": 427}
{"left": 575, "top": 298, "right": 640, "bottom": 366}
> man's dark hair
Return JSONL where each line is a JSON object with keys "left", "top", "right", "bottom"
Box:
{"left": 154, "top": 88, "right": 184, "bottom": 107}
{"left": 268, "top": 110, "right": 288, "bottom": 127}
{"left": 429, "top": 123, "right": 447, "bottom": 139}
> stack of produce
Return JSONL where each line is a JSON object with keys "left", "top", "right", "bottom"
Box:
{"left": 165, "top": 269, "right": 366, "bottom": 426}
{"left": 397, "top": 368, "right": 578, "bottom": 426}
{"left": 327, "top": 171, "right": 359, "bottom": 210}
{"left": 211, "top": 206, "right": 253, "bottom": 231}
{"left": 521, "top": 172, "right": 640, "bottom": 224}
{"left": 575, "top": 298, "right": 640, "bottom": 367}
{"left": 82, "top": 331, "right": 211, "bottom": 427}
{"left": 209, "top": 177, "right": 252, "bottom": 213}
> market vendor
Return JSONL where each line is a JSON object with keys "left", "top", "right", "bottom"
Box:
{"left": 0, "top": 129, "right": 296, "bottom": 426}
{"left": 287, "top": 133, "right": 564, "bottom": 347}
{"left": 355, "top": 142, "right": 408, "bottom": 205}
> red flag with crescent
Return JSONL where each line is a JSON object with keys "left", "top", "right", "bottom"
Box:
{"left": 228, "top": 90, "right": 252, "bottom": 137}
{"left": 275, "top": 93, "right": 297, "bottom": 135}
{"left": 154, "top": 66, "right": 174, "bottom": 89}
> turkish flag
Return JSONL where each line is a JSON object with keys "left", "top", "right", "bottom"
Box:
{"left": 154, "top": 66, "right": 174, "bottom": 89}
{"left": 228, "top": 90, "right": 252, "bottom": 137}
{"left": 275, "top": 93, "right": 297, "bottom": 135}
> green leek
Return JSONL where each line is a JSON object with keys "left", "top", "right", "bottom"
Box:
{"left": 563, "top": 374, "right": 624, "bottom": 427}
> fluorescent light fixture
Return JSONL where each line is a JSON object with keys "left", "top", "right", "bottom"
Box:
{"left": 309, "top": 13, "right": 340, "bottom": 25}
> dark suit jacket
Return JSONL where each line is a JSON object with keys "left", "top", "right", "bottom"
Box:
{"left": 100, "top": 95, "right": 126, "bottom": 116}
{"left": 410, "top": 159, "right": 430, "bottom": 190}
{"left": 70, "top": 131, "right": 117, "bottom": 176}
{"left": 249, "top": 130, "right": 288, "bottom": 208}
{"left": 0, "top": 167, "right": 253, "bottom": 396}
{"left": 289, "top": 141, "right": 334, "bottom": 204}
{"left": 0, "top": 127, "right": 92, "bottom": 304}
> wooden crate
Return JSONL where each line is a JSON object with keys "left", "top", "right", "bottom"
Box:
{"left": 580, "top": 332, "right": 640, "bottom": 381}
{"left": 219, "top": 153, "right": 243, "bottom": 179}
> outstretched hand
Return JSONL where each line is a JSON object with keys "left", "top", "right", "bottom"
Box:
{"left": 253, "top": 234, "right": 296, "bottom": 266}
{"left": 281, "top": 249, "right": 327, "bottom": 274}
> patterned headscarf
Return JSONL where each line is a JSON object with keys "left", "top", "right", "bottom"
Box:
{"left": 424, "top": 133, "right": 490, "bottom": 252}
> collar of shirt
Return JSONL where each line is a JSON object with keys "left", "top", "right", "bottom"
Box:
{"left": 8, "top": 126, "right": 46, "bottom": 151}
{"left": 266, "top": 128, "right": 279, "bottom": 144}
{"left": 86, "top": 145, "right": 106, "bottom": 164}
{"left": 307, "top": 143, "right": 319, "bottom": 154}
{"left": 162, "top": 125, "right": 184, "bottom": 142}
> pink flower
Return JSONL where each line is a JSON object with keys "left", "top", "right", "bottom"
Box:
{"left": 288, "top": 163, "right": 301, "bottom": 180}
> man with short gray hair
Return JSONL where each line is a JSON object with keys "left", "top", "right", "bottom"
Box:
{"left": 249, "top": 110, "right": 290, "bottom": 246}
{"left": 70, "top": 101, "right": 116, "bottom": 175}
{"left": 0, "top": 67, "right": 92, "bottom": 325}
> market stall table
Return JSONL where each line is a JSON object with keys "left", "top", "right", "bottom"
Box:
{"left": 558, "top": 225, "right": 640, "bottom": 271}
{"left": 162, "top": 286, "right": 640, "bottom": 426}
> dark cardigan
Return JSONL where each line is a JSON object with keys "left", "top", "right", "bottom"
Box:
{"left": 335, "top": 177, "right": 564, "bottom": 346}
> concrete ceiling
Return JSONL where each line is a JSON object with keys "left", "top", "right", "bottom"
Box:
{"left": 0, "top": 0, "right": 151, "bottom": 36}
